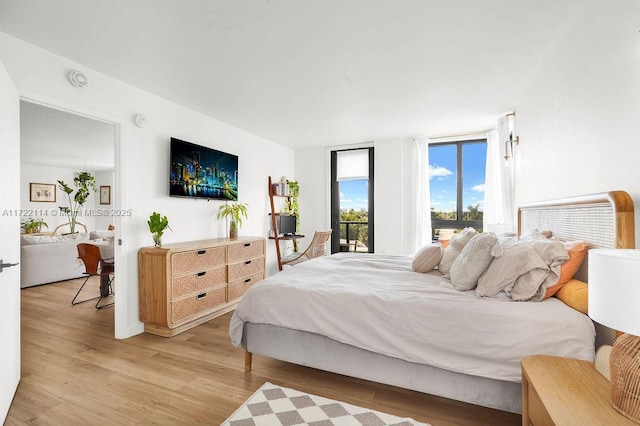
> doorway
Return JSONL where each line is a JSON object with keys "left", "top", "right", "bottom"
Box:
{"left": 330, "top": 147, "right": 374, "bottom": 254}
{"left": 19, "top": 100, "right": 118, "bottom": 319}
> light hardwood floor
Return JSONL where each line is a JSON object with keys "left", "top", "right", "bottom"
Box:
{"left": 7, "top": 277, "right": 520, "bottom": 425}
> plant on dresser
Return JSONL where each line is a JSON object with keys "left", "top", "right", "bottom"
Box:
{"left": 138, "top": 237, "right": 266, "bottom": 337}
{"left": 217, "top": 201, "right": 249, "bottom": 239}
{"left": 147, "top": 211, "right": 171, "bottom": 247}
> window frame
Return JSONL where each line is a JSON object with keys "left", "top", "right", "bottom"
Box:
{"left": 330, "top": 147, "right": 374, "bottom": 254}
{"left": 429, "top": 138, "right": 486, "bottom": 233}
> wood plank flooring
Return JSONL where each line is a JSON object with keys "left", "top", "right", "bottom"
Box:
{"left": 7, "top": 277, "right": 520, "bottom": 425}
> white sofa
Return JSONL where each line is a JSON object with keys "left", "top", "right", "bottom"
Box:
{"left": 20, "top": 233, "right": 90, "bottom": 288}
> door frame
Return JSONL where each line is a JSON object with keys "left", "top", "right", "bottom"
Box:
{"left": 19, "top": 92, "right": 127, "bottom": 338}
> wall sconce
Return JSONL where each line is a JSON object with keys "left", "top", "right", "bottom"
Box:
{"left": 504, "top": 112, "right": 520, "bottom": 161}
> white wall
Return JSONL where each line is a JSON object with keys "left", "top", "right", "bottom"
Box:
{"left": 295, "top": 137, "right": 418, "bottom": 256}
{"left": 94, "top": 170, "right": 115, "bottom": 230}
{"left": 374, "top": 138, "right": 404, "bottom": 254}
{"left": 0, "top": 31, "right": 294, "bottom": 338}
{"left": 294, "top": 147, "right": 329, "bottom": 250}
{"left": 20, "top": 164, "right": 107, "bottom": 232}
{"left": 515, "top": 0, "right": 640, "bottom": 244}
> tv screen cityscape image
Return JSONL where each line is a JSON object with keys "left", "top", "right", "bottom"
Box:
{"left": 170, "top": 138, "right": 238, "bottom": 201}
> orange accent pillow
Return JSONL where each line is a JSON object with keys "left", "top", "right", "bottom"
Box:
{"left": 544, "top": 241, "right": 589, "bottom": 299}
{"left": 554, "top": 279, "right": 588, "bottom": 314}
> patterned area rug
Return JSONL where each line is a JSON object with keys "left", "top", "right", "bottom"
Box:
{"left": 222, "top": 382, "right": 430, "bottom": 426}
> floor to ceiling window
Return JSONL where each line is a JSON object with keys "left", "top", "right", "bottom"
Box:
{"left": 429, "top": 139, "right": 487, "bottom": 241}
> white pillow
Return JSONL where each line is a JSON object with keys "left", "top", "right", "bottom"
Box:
{"left": 90, "top": 230, "right": 114, "bottom": 240}
{"left": 61, "top": 232, "right": 90, "bottom": 241}
{"left": 438, "top": 227, "right": 478, "bottom": 277}
{"left": 20, "top": 235, "right": 60, "bottom": 245}
{"left": 450, "top": 233, "right": 498, "bottom": 291}
{"left": 412, "top": 243, "right": 442, "bottom": 273}
{"left": 20, "top": 232, "right": 90, "bottom": 245}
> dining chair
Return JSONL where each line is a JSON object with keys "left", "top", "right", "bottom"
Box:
{"left": 74, "top": 243, "right": 114, "bottom": 309}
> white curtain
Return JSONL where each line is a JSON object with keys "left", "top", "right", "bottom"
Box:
{"left": 483, "top": 116, "right": 515, "bottom": 234}
{"left": 414, "top": 138, "right": 432, "bottom": 251}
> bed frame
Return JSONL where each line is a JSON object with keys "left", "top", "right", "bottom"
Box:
{"left": 241, "top": 191, "right": 635, "bottom": 414}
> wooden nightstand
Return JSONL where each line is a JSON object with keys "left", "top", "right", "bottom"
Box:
{"left": 521, "top": 355, "right": 635, "bottom": 425}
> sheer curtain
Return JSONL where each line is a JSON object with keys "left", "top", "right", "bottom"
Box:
{"left": 414, "top": 138, "right": 432, "bottom": 251}
{"left": 483, "top": 115, "right": 515, "bottom": 234}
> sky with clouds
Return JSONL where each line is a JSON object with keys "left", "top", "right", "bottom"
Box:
{"left": 339, "top": 179, "right": 368, "bottom": 211}
{"left": 429, "top": 142, "right": 486, "bottom": 213}
{"left": 338, "top": 142, "right": 486, "bottom": 213}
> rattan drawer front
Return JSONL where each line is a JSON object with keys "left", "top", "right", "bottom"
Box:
{"left": 171, "top": 266, "right": 226, "bottom": 298}
{"left": 171, "top": 247, "right": 226, "bottom": 275}
{"left": 228, "top": 272, "right": 264, "bottom": 301}
{"left": 171, "top": 285, "right": 226, "bottom": 325}
{"left": 228, "top": 240, "right": 264, "bottom": 262}
{"left": 228, "top": 257, "right": 265, "bottom": 282}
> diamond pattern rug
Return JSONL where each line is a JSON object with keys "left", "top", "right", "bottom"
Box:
{"left": 222, "top": 382, "right": 430, "bottom": 426}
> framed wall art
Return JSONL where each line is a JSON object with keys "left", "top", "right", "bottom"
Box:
{"left": 29, "top": 183, "right": 56, "bottom": 202}
{"left": 100, "top": 186, "right": 111, "bottom": 205}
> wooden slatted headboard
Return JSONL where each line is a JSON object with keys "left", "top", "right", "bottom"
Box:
{"left": 518, "top": 190, "right": 635, "bottom": 347}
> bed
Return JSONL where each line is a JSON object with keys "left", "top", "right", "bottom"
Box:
{"left": 229, "top": 191, "right": 635, "bottom": 413}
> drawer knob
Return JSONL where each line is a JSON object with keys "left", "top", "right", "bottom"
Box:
{"left": 197, "top": 250, "right": 207, "bottom": 255}
{"left": 197, "top": 271, "right": 206, "bottom": 277}
{"left": 197, "top": 292, "right": 207, "bottom": 299}
{"left": 244, "top": 278, "right": 251, "bottom": 283}
{"left": 244, "top": 243, "right": 251, "bottom": 247}
{"left": 245, "top": 260, "right": 252, "bottom": 265}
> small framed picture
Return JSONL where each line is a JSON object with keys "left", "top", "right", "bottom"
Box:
{"left": 29, "top": 183, "right": 56, "bottom": 202}
{"left": 100, "top": 186, "right": 111, "bottom": 205}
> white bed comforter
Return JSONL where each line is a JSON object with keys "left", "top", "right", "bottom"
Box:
{"left": 229, "top": 253, "right": 595, "bottom": 382}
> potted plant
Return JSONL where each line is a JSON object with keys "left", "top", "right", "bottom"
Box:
{"left": 148, "top": 212, "right": 171, "bottom": 247}
{"left": 286, "top": 180, "right": 300, "bottom": 251}
{"left": 58, "top": 171, "right": 96, "bottom": 233}
{"left": 21, "top": 218, "right": 48, "bottom": 234}
{"left": 217, "top": 201, "right": 249, "bottom": 239}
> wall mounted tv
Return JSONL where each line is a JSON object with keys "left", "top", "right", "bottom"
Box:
{"left": 169, "top": 137, "right": 238, "bottom": 201}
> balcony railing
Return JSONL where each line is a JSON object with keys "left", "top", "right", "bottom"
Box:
{"left": 339, "top": 220, "right": 368, "bottom": 252}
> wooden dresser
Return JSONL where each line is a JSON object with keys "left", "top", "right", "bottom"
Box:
{"left": 138, "top": 236, "right": 265, "bottom": 337}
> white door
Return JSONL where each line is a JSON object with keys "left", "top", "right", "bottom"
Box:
{"left": 0, "top": 58, "right": 21, "bottom": 421}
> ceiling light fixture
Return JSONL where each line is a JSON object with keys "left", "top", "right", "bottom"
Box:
{"left": 67, "top": 70, "right": 88, "bottom": 88}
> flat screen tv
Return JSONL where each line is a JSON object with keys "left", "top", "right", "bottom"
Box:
{"left": 170, "top": 137, "right": 238, "bottom": 201}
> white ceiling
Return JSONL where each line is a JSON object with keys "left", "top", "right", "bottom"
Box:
{"left": 1, "top": 0, "right": 586, "bottom": 149}
{"left": 20, "top": 101, "right": 115, "bottom": 171}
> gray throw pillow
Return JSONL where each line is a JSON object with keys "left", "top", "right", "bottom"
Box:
{"left": 450, "top": 232, "right": 498, "bottom": 291}
{"left": 438, "top": 227, "right": 478, "bottom": 277}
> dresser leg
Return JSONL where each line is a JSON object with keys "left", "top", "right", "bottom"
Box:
{"left": 245, "top": 351, "right": 252, "bottom": 372}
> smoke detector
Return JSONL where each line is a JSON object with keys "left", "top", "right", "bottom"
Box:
{"left": 67, "top": 70, "right": 88, "bottom": 88}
